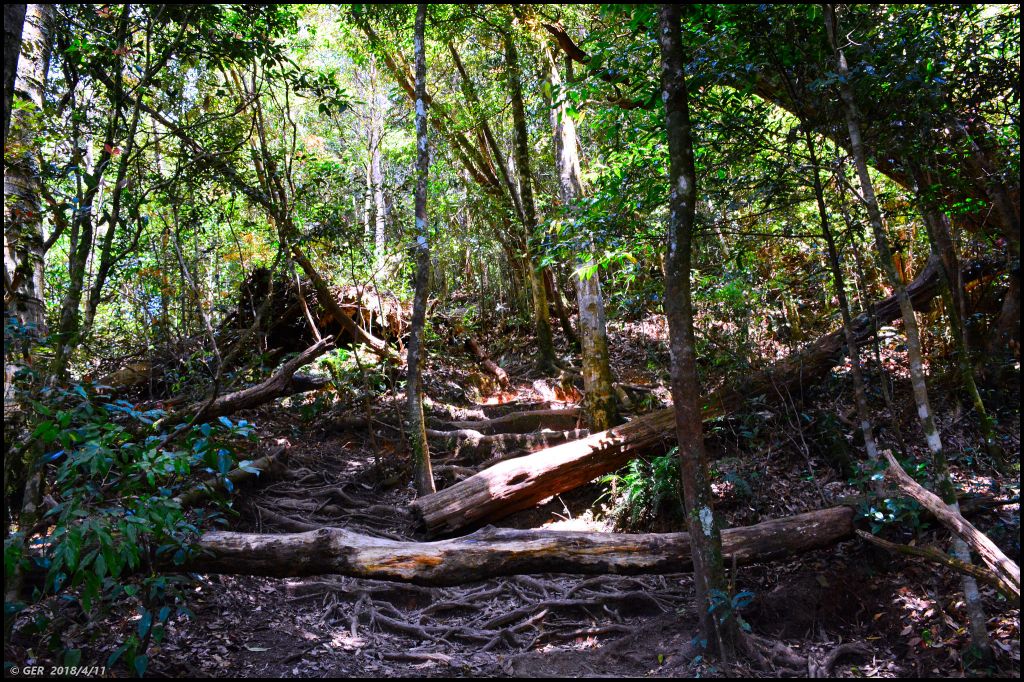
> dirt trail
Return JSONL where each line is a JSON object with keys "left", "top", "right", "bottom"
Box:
{"left": 115, "top": 338, "right": 1019, "bottom": 678}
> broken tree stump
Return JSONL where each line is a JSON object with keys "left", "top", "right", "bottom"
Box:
{"left": 183, "top": 507, "right": 854, "bottom": 584}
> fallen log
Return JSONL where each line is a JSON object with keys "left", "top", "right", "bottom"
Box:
{"left": 428, "top": 428, "right": 590, "bottom": 463}
{"left": 855, "top": 530, "right": 1018, "bottom": 603}
{"left": 176, "top": 441, "right": 290, "bottom": 509}
{"left": 882, "top": 450, "right": 1020, "bottom": 598}
{"left": 465, "top": 336, "right": 511, "bottom": 389}
{"left": 445, "top": 407, "right": 582, "bottom": 435}
{"left": 411, "top": 256, "right": 994, "bottom": 536}
{"left": 172, "top": 337, "right": 335, "bottom": 423}
{"left": 183, "top": 506, "right": 854, "bottom": 584}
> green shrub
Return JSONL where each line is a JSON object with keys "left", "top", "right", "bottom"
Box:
{"left": 5, "top": 379, "right": 254, "bottom": 676}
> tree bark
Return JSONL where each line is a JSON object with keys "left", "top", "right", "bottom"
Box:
{"left": 546, "top": 46, "right": 619, "bottom": 431}
{"left": 504, "top": 28, "right": 557, "bottom": 371}
{"left": 659, "top": 4, "right": 734, "bottom": 656}
{"left": 2, "top": 4, "right": 26, "bottom": 143}
{"left": 184, "top": 506, "right": 855, "bottom": 584}
{"left": 4, "top": 4, "right": 53, "bottom": 622}
{"left": 4, "top": 3, "right": 52, "bottom": 397}
{"left": 408, "top": 2, "right": 434, "bottom": 496}
{"left": 410, "top": 256, "right": 992, "bottom": 536}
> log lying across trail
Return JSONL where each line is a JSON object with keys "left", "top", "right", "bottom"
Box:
{"left": 176, "top": 441, "right": 290, "bottom": 509}
{"left": 185, "top": 506, "right": 854, "bottom": 585}
{"left": 412, "top": 256, "right": 995, "bottom": 536}
{"left": 445, "top": 407, "right": 583, "bottom": 435}
{"left": 465, "top": 335, "right": 511, "bottom": 389}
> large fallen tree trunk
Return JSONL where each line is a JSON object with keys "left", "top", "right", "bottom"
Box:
{"left": 184, "top": 506, "right": 853, "bottom": 585}
{"left": 412, "top": 256, "right": 997, "bottom": 536}
{"left": 445, "top": 407, "right": 582, "bottom": 435}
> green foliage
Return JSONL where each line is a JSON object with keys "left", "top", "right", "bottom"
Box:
{"left": 707, "top": 587, "right": 755, "bottom": 633}
{"left": 4, "top": 370, "right": 253, "bottom": 675}
{"left": 600, "top": 450, "right": 684, "bottom": 531}
{"left": 857, "top": 458, "right": 926, "bottom": 534}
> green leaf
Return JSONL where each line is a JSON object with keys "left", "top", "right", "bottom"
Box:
{"left": 138, "top": 609, "right": 153, "bottom": 638}
{"left": 133, "top": 654, "right": 149, "bottom": 677}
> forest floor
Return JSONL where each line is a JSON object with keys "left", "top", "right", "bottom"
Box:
{"left": 8, "top": 316, "right": 1021, "bottom": 678}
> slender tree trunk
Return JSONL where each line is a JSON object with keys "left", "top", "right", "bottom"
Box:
{"left": 824, "top": 4, "right": 989, "bottom": 656}
{"left": 659, "top": 4, "right": 734, "bottom": 659}
{"left": 804, "top": 129, "right": 881, "bottom": 482}
{"left": 504, "top": 28, "right": 557, "bottom": 372}
{"left": 547, "top": 48, "right": 619, "bottom": 430}
{"left": 4, "top": 4, "right": 51, "bottom": 385}
{"left": 915, "top": 195, "right": 1002, "bottom": 466}
{"left": 408, "top": 3, "right": 434, "bottom": 496}
{"left": 369, "top": 57, "right": 389, "bottom": 270}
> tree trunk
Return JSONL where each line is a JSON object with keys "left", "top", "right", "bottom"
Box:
{"left": 824, "top": 4, "right": 989, "bottom": 655}
{"left": 659, "top": 4, "right": 734, "bottom": 657}
{"left": 918, "top": 203, "right": 1002, "bottom": 464}
{"left": 804, "top": 128, "right": 881, "bottom": 479}
{"left": 4, "top": 3, "right": 51, "bottom": 398}
{"left": 410, "top": 255, "right": 989, "bottom": 536}
{"left": 184, "top": 506, "right": 855, "bottom": 584}
{"left": 2, "top": 4, "right": 26, "bottom": 143}
{"left": 504, "top": 29, "right": 557, "bottom": 372}
{"left": 546, "top": 46, "right": 619, "bottom": 431}
{"left": 408, "top": 3, "right": 434, "bottom": 496}
{"left": 4, "top": 4, "right": 53, "bottom": 624}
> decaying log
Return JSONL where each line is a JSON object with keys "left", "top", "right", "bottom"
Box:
{"left": 174, "top": 338, "right": 334, "bottom": 423}
{"left": 445, "top": 407, "right": 582, "bottom": 435}
{"left": 428, "top": 428, "right": 590, "bottom": 463}
{"left": 412, "top": 257, "right": 996, "bottom": 536}
{"left": 176, "top": 441, "right": 290, "bottom": 509}
{"left": 465, "top": 336, "right": 510, "bottom": 389}
{"left": 183, "top": 507, "right": 854, "bottom": 584}
{"left": 882, "top": 450, "right": 1020, "bottom": 598}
